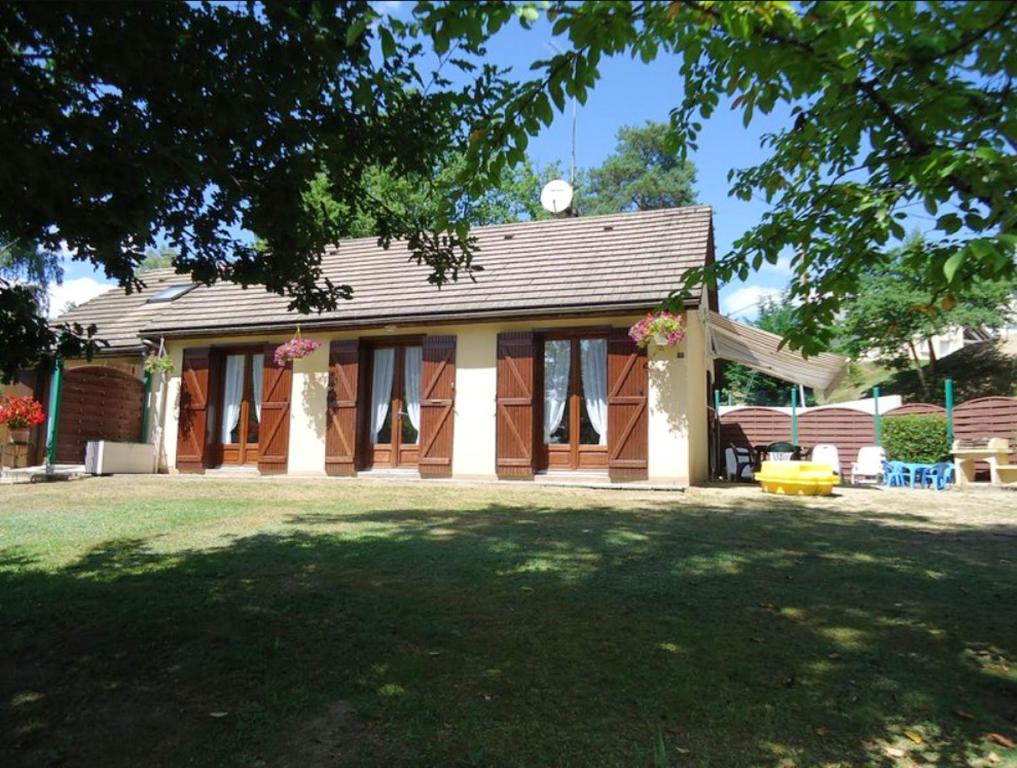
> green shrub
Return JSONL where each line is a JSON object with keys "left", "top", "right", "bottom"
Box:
{"left": 883, "top": 414, "right": 950, "bottom": 463}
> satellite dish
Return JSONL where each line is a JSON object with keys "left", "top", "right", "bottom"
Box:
{"left": 540, "top": 179, "right": 574, "bottom": 215}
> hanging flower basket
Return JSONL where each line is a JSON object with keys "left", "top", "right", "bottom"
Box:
{"left": 0, "top": 395, "right": 45, "bottom": 442}
{"left": 144, "top": 353, "right": 175, "bottom": 376}
{"left": 274, "top": 327, "right": 321, "bottom": 366}
{"left": 628, "top": 311, "right": 686, "bottom": 349}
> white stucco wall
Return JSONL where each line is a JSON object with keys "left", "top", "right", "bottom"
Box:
{"left": 158, "top": 310, "right": 711, "bottom": 484}
{"left": 646, "top": 308, "right": 709, "bottom": 485}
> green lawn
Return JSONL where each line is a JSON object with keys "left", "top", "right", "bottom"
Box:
{"left": 2, "top": 478, "right": 1016, "bottom": 767}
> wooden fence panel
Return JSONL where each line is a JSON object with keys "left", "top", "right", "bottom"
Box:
{"left": 719, "top": 408, "right": 791, "bottom": 454}
{"left": 57, "top": 366, "right": 144, "bottom": 464}
{"left": 721, "top": 397, "right": 1017, "bottom": 480}
{"left": 883, "top": 403, "right": 945, "bottom": 417}
{"left": 798, "top": 408, "right": 875, "bottom": 476}
{"left": 954, "top": 397, "right": 1017, "bottom": 474}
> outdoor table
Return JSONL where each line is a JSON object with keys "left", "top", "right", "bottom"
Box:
{"left": 899, "top": 462, "right": 935, "bottom": 488}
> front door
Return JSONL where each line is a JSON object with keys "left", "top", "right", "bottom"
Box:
{"left": 217, "top": 351, "right": 263, "bottom": 465}
{"left": 541, "top": 334, "right": 609, "bottom": 471}
{"left": 367, "top": 345, "right": 421, "bottom": 468}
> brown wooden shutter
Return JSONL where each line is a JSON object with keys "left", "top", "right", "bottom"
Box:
{"left": 257, "top": 344, "right": 292, "bottom": 475}
{"left": 419, "top": 335, "right": 456, "bottom": 478}
{"left": 496, "top": 331, "right": 536, "bottom": 479}
{"left": 607, "top": 329, "right": 648, "bottom": 481}
{"left": 325, "top": 340, "right": 360, "bottom": 477}
{"left": 176, "top": 347, "right": 210, "bottom": 473}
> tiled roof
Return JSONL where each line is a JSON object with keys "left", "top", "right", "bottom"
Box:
{"left": 53, "top": 268, "right": 189, "bottom": 355}
{"left": 58, "top": 205, "right": 713, "bottom": 347}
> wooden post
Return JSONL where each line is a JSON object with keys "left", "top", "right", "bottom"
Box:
{"left": 945, "top": 378, "right": 954, "bottom": 444}
{"left": 790, "top": 386, "right": 798, "bottom": 445}
{"left": 873, "top": 386, "right": 881, "bottom": 447}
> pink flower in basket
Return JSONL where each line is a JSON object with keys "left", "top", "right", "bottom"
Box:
{"left": 273, "top": 336, "right": 322, "bottom": 366}
{"left": 628, "top": 311, "right": 686, "bottom": 348}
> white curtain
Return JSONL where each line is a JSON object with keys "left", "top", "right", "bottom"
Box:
{"left": 543, "top": 340, "right": 571, "bottom": 443}
{"left": 251, "top": 354, "right": 264, "bottom": 422}
{"left": 221, "top": 354, "right": 244, "bottom": 444}
{"left": 580, "top": 338, "right": 608, "bottom": 445}
{"left": 404, "top": 346, "right": 422, "bottom": 440}
{"left": 370, "top": 347, "right": 395, "bottom": 443}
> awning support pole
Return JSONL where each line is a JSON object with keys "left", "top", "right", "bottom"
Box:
{"left": 945, "top": 378, "right": 954, "bottom": 444}
{"left": 45, "top": 357, "right": 64, "bottom": 473}
{"left": 790, "top": 386, "right": 798, "bottom": 445}
{"left": 873, "top": 386, "right": 881, "bottom": 447}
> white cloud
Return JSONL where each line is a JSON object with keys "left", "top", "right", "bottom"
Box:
{"left": 47, "top": 277, "right": 112, "bottom": 318}
{"left": 721, "top": 285, "right": 784, "bottom": 321}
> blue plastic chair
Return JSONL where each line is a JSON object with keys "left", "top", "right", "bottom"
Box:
{"left": 922, "top": 462, "right": 955, "bottom": 491}
{"left": 882, "top": 460, "right": 907, "bottom": 487}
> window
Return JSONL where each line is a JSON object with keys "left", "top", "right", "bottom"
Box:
{"left": 147, "top": 283, "right": 195, "bottom": 303}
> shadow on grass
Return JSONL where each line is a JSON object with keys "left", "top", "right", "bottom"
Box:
{"left": 2, "top": 496, "right": 1016, "bottom": 767}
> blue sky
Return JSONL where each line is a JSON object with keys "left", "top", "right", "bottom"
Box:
{"left": 56, "top": 3, "right": 793, "bottom": 319}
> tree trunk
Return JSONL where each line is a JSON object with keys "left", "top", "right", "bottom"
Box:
{"left": 925, "top": 337, "right": 937, "bottom": 375}
{"left": 908, "top": 340, "right": 929, "bottom": 399}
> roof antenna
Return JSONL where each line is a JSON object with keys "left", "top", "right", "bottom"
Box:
{"left": 541, "top": 40, "right": 578, "bottom": 216}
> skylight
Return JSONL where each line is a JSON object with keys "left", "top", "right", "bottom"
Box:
{"left": 147, "top": 284, "right": 195, "bottom": 303}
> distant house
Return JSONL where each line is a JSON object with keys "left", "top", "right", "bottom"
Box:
{"left": 858, "top": 298, "right": 1017, "bottom": 363}
{"left": 30, "top": 206, "right": 843, "bottom": 484}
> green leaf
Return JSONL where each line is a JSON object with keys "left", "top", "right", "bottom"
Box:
{"left": 345, "top": 17, "right": 371, "bottom": 46}
{"left": 936, "top": 213, "right": 962, "bottom": 234}
{"left": 942, "top": 250, "right": 965, "bottom": 283}
{"left": 380, "top": 27, "right": 396, "bottom": 59}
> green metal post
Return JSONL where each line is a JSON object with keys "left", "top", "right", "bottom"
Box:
{"left": 790, "top": 386, "right": 798, "bottom": 444}
{"left": 873, "top": 386, "right": 881, "bottom": 447}
{"left": 45, "top": 357, "right": 64, "bottom": 470}
{"left": 945, "top": 378, "right": 954, "bottom": 444}
{"left": 140, "top": 369, "right": 153, "bottom": 443}
{"left": 714, "top": 389, "right": 721, "bottom": 413}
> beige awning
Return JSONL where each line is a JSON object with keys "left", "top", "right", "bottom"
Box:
{"left": 708, "top": 310, "right": 848, "bottom": 396}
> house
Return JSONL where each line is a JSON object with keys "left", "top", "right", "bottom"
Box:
{"left": 22, "top": 205, "right": 844, "bottom": 484}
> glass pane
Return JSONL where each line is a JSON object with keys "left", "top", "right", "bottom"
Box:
{"left": 579, "top": 339, "right": 607, "bottom": 445}
{"left": 248, "top": 396, "right": 260, "bottom": 445}
{"left": 548, "top": 416, "right": 569, "bottom": 445}
{"left": 402, "top": 347, "right": 421, "bottom": 445}
{"left": 371, "top": 348, "right": 395, "bottom": 444}
{"left": 246, "top": 356, "right": 260, "bottom": 445}
{"left": 223, "top": 353, "right": 245, "bottom": 444}
{"left": 376, "top": 405, "right": 392, "bottom": 444}
{"left": 544, "top": 340, "right": 571, "bottom": 445}
{"left": 578, "top": 395, "right": 599, "bottom": 445}
{"left": 401, "top": 413, "right": 419, "bottom": 445}
{"left": 246, "top": 414, "right": 259, "bottom": 445}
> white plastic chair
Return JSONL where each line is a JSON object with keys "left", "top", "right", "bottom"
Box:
{"left": 849, "top": 446, "right": 885, "bottom": 484}
{"left": 724, "top": 447, "right": 755, "bottom": 481}
{"left": 811, "top": 444, "right": 841, "bottom": 476}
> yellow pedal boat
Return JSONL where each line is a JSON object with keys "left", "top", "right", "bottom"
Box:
{"left": 754, "top": 460, "right": 840, "bottom": 496}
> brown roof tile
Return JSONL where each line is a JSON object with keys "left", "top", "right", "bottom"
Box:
{"left": 53, "top": 268, "right": 190, "bottom": 355}
{"left": 59, "top": 205, "right": 713, "bottom": 346}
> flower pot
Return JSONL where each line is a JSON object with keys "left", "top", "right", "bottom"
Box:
{"left": 8, "top": 427, "right": 30, "bottom": 444}
{"left": 653, "top": 332, "right": 670, "bottom": 346}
